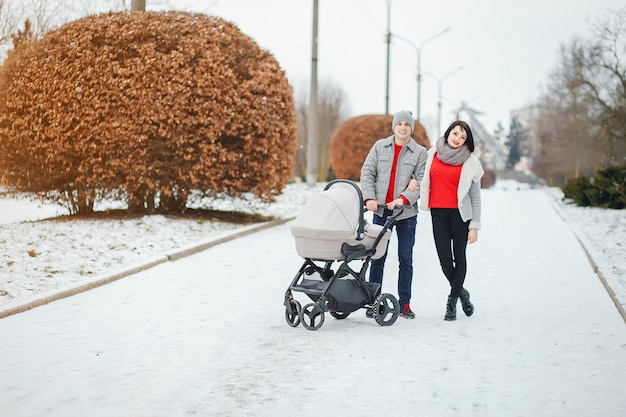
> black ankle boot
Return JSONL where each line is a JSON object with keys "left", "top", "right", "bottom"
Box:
{"left": 444, "top": 296, "right": 458, "bottom": 321}
{"left": 460, "top": 288, "right": 474, "bottom": 316}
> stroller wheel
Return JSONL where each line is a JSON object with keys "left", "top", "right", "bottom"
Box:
{"left": 300, "top": 303, "right": 325, "bottom": 330}
{"left": 373, "top": 293, "right": 400, "bottom": 326}
{"left": 330, "top": 310, "right": 350, "bottom": 320}
{"left": 285, "top": 299, "right": 302, "bottom": 327}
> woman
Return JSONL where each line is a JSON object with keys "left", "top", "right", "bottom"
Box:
{"left": 417, "top": 120, "right": 484, "bottom": 321}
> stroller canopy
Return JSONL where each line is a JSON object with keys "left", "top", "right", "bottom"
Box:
{"left": 291, "top": 182, "right": 364, "bottom": 241}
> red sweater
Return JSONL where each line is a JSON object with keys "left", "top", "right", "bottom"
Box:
{"left": 385, "top": 144, "right": 409, "bottom": 205}
{"left": 429, "top": 154, "right": 462, "bottom": 208}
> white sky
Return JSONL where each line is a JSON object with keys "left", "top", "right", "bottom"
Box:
{"left": 166, "top": 0, "right": 622, "bottom": 137}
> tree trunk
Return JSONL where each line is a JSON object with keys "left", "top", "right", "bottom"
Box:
{"left": 131, "top": 0, "right": 146, "bottom": 11}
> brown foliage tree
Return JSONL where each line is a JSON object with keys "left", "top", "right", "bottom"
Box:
{"left": 0, "top": 11, "right": 296, "bottom": 214}
{"left": 329, "top": 114, "right": 430, "bottom": 181}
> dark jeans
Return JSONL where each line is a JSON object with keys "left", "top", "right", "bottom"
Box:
{"left": 431, "top": 208, "right": 469, "bottom": 298}
{"left": 368, "top": 210, "right": 416, "bottom": 305}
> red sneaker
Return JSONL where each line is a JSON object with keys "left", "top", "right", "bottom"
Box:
{"left": 400, "top": 303, "right": 415, "bottom": 319}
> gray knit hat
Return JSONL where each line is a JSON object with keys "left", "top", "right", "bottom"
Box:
{"left": 392, "top": 110, "right": 414, "bottom": 133}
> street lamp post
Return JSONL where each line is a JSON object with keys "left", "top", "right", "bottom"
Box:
{"left": 385, "top": 0, "right": 392, "bottom": 114}
{"left": 416, "top": 28, "right": 450, "bottom": 120}
{"left": 424, "top": 66, "right": 465, "bottom": 137}
{"left": 392, "top": 33, "right": 419, "bottom": 117}
{"left": 392, "top": 27, "right": 450, "bottom": 120}
{"left": 306, "top": 0, "right": 319, "bottom": 186}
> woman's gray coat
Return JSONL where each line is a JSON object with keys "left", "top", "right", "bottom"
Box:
{"left": 419, "top": 146, "right": 484, "bottom": 230}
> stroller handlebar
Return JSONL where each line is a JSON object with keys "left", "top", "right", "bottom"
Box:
{"left": 373, "top": 203, "right": 404, "bottom": 218}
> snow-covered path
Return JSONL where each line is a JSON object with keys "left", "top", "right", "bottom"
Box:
{"left": 1, "top": 188, "right": 625, "bottom": 417}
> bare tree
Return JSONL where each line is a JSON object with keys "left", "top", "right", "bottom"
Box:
{"left": 532, "top": 7, "right": 626, "bottom": 185}
{"left": 1, "top": 0, "right": 78, "bottom": 60}
{"left": 0, "top": 0, "right": 21, "bottom": 57}
{"left": 533, "top": 95, "right": 593, "bottom": 185}
{"left": 72, "top": 0, "right": 127, "bottom": 16}
{"left": 584, "top": 7, "right": 626, "bottom": 166}
{"left": 24, "top": 0, "right": 71, "bottom": 38}
{"left": 131, "top": 0, "right": 145, "bottom": 11}
{"left": 295, "top": 79, "right": 350, "bottom": 182}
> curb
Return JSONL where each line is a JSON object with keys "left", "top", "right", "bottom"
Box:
{"left": 0, "top": 216, "right": 294, "bottom": 320}
{"left": 548, "top": 194, "right": 626, "bottom": 325}
{"left": 573, "top": 233, "right": 626, "bottom": 325}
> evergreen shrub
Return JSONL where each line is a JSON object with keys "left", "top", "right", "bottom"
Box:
{"left": 562, "top": 167, "right": 626, "bottom": 209}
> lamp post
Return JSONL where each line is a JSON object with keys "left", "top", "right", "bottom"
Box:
{"left": 384, "top": 0, "right": 392, "bottom": 114}
{"left": 392, "top": 27, "right": 450, "bottom": 120}
{"left": 424, "top": 66, "right": 465, "bottom": 137}
{"left": 417, "top": 28, "right": 450, "bottom": 120}
{"left": 306, "top": 0, "right": 319, "bottom": 186}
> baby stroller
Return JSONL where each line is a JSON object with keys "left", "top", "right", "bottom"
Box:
{"left": 283, "top": 179, "right": 402, "bottom": 330}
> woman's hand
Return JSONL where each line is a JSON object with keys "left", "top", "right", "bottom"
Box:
{"left": 407, "top": 178, "right": 419, "bottom": 192}
{"left": 468, "top": 229, "right": 478, "bottom": 244}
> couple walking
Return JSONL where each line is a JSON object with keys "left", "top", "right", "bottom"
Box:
{"left": 360, "top": 110, "right": 484, "bottom": 321}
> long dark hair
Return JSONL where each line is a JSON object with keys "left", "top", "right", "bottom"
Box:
{"left": 443, "top": 120, "right": 474, "bottom": 152}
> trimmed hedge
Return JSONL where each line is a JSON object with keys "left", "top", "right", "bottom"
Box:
{"left": 329, "top": 114, "right": 430, "bottom": 181}
{"left": 0, "top": 11, "right": 296, "bottom": 214}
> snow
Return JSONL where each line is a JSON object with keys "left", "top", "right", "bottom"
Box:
{"left": 0, "top": 184, "right": 321, "bottom": 307}
{"left": 1, "top": 180, "right": 625, "bottom": 416}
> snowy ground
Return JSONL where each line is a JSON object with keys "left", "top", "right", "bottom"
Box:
{"left": 0, "top": 183, "right": 323, "bottom": 308}
{"left": 0, "top": 180, "right": 625, "bottom": 416}
{"left": 1, "top": 180, "right": 624, "bottom": 315}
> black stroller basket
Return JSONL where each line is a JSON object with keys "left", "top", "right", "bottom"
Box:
{"left": 284, "top": 179, "right": 403, "bottom": 330}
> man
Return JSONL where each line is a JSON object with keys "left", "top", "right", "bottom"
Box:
{"left": 360, "top": 110, "right": 428, "bottom": 319}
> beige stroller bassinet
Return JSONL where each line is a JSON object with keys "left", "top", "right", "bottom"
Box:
{"left": 290, "top": 181, "right": 390, "bottom": 260}
{"left": 284, "top": 180, "right": 401, "bottom": 331}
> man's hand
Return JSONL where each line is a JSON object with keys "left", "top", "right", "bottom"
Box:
{"left": 365, "top": 200, "right": 379, "bottom": 212}
{"left": 387, "top": 198, "right": 404, "bottom": 210}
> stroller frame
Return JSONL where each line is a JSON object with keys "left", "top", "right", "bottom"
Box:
{"left": 284, "top": 179, "right": 402, "bottom": 330}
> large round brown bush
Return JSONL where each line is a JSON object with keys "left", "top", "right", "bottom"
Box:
{"left": 0, "top": 11, "right": 296, "bottom": 213}
{"left": 329, "top": 114, "right": 430, "bottom": 181}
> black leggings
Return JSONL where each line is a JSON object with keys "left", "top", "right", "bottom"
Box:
{"left": 430, "top": 208, "right": 469, "bottom": 297}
